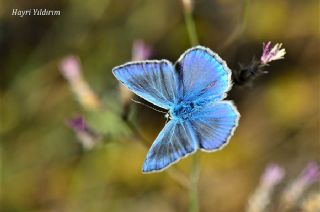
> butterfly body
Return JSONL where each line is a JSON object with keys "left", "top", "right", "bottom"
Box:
{"left": 113, "top": 46, "right": 240, "bottom": 173}
{"left": 169, "top": 99, "right": 205, "bottom": 120}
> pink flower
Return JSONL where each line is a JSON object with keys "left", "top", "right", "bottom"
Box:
{"left": 299, "top": 162, "right": 320, "bottom": 185}
{"left": 59, "top": 56, "right": 82, "bottom": 81}
{"left": 261, "top": 164, "right": 285, "bottom": 188}
{"left": 59, "top": 55, "right": 102, "bottom": 111}
{"left": 260, "top": 42, "right": 286, "bottom": 65}
{"left": 247, "top": 164, "right": 285, "bottom": 212}
{"left": 132, "top": 40, "right": 152, "bottom": 61}
{"left": 280, "top": 162, "right": 320, "bottom": 209}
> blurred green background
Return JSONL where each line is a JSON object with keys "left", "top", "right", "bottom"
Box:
{"left": 0, "top": 0, "right": 319, "bottom": 211}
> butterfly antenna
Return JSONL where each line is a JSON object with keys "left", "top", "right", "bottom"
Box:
{"left": 131, "top": 99, "right": 167, "bottom": 114}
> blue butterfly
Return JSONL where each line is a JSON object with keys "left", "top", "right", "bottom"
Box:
{"left": 113, "top": 46, "right": 240, "bottom": 173}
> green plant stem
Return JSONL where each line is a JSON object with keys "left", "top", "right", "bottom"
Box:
{"left": 189, "top": 153, "right": 199, "bottom": 212}
{"left": 183, "top": 4, "right": 199, "bottom": 46}
{"left": 182, "top": 2, "right": 200, "bottom": 212}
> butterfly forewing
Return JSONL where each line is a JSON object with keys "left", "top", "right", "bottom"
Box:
{"left": 113, "top": 60, "right": 180, "bottom": 109}
{"left": 176, "top": 46, "right": 232, "bottom": 102}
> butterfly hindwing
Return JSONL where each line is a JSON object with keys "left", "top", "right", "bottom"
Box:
{"left": 176, "top": 46, "right": 232, "bottom": 102}
{"left": 142, "top": 120, "right": 197, "bottom": 173}
{"left": 113, "top": 60, "right": 179, "bottom": 109}
{"left": 190, "top": 101, "right": 239, "bottom": 151}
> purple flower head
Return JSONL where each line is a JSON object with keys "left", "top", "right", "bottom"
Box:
{"left": 299, "top": 162, "right": 320, "bottom": 185}
{"left": 132, "top": 40, "right": 152, "bottom": 61}
{"left": 59, "top": 55, "right": 82, "bottom": 81}
{"left": 66, "top": 116, "right": 99, "bottom": 150}
{"left": 66, "top": 116, "right": 88, "bottom": 134}
{"left": 261, "top": 163, "right": 285, "bottom": 188}
{"left": 260, "top": 42, "right": 286, "bottom": 65}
